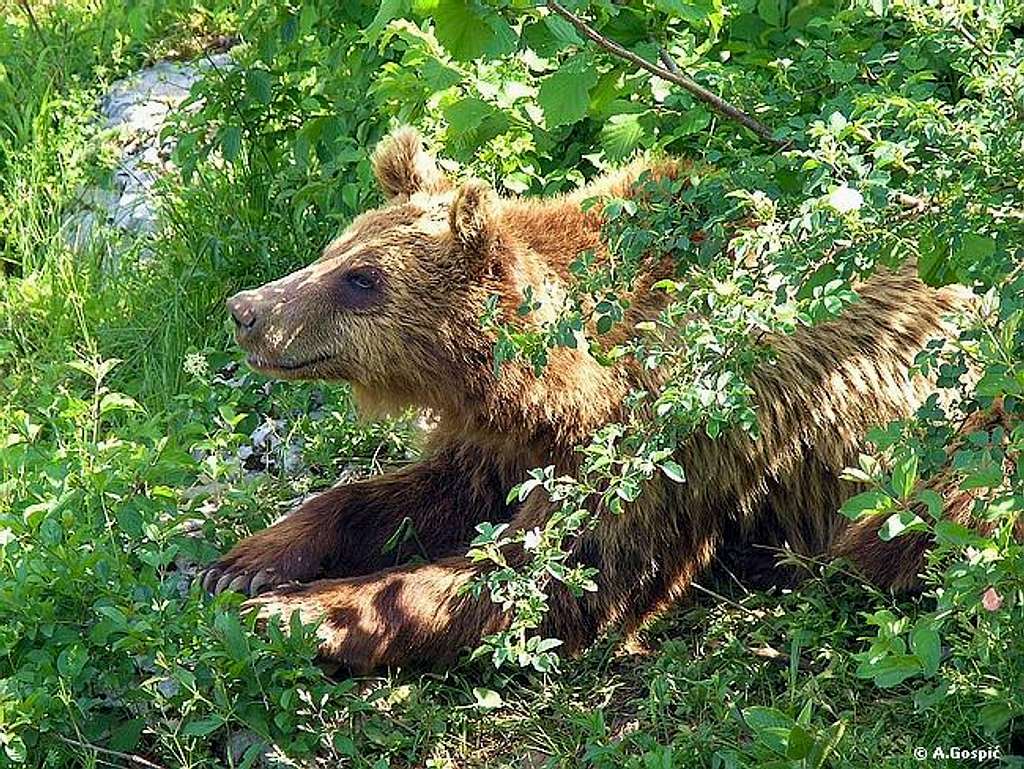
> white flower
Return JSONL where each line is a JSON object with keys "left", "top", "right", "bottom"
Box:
{"left": 827, "top": 185, "right": 864, "bottom": 214}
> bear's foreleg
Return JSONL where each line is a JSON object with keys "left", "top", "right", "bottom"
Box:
{"left": 198, "top": 444, "right": 510, "bottom": 597}
{"left": 245, "top": 493, "right": 722, "bottom": 669}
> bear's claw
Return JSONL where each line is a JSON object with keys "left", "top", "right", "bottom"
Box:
{"left": 194, "top": 566, "right": 282, "bottom": 598}
{"left": 200, "top": 568, "right": 222, "bottom": 593}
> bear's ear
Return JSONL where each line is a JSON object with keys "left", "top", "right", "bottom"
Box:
{"left": 372, "top": 126, "right": 449, "bottom": 199}
{"left": 449, "top": 180, "right": 497, "bottom": 261}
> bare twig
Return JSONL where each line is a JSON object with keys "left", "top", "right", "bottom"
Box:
{"left": 546, "top": 0, "right": 786, "bottom": 147}
{"left": 690, "top": 580, "right": 765, "bottom": 619}
{"left": 55, "top": 735, "right": 166, "bottom": 769}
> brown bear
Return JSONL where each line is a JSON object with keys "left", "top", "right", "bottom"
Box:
{"left": 199, "top": 126, "right": 972, "bottom": 671}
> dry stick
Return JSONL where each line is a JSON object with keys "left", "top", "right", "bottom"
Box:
{"left": 546, "top": 0, "right": 786, "bottom": 148}
{"left": 689, "top": 580, "right": 764, "bottom": 619}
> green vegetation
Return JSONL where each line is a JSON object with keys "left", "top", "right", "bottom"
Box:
{"left": 0, "top": 0, "right": 1021, "bottom": 766}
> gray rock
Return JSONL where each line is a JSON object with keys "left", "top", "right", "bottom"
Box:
{"left": 66, "top": 54, "right": 234, "bottom": 257}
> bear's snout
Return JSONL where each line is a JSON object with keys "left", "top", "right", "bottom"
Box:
{"left": 227, "top": 291, "right": 260, "bottom": 338}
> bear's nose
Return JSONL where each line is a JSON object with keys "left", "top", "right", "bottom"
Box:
{"left": 226, "top": 292, "right": 258, "bottom": 332}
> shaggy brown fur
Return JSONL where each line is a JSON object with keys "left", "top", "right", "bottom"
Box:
{"left": 204, "top": 127, "right": 980, "bottom": 671}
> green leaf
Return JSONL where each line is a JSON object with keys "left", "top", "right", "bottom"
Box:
{"left": 878, "top": 510, "right": 926, "bottom": 541}
{"left": 960, "top": 460, "right": 1005, "bottom": 489}
{"left": 601, "top": 113, "right": 645, "bottom": 161}
{"left": 660, "top": 460, "right": 686, "bottom": 483}
{"left": 891, "top": 454, "right": 918, "bottom": 499}
{"left": 544, "top": 14, "right": 583, "bottom": 47}
{"left": 675, "top": 106, "right": 712, "bottom": 136}
{"left": 220, "top": 125, "right": 242, "bottom": 163}
{"left": 786, "top": 724, "right": 814, "bottom": 760}
{"left": 870, "top": 654, "right": 922, "bottom": 687}
{"left": 472, "top": 687, "right": 504, "bottom": 709}
{"left": 978, "top": 702, "right": 1013, "bottom": 733}
{"left": 214, "top": 611, "right": 250, "bottom": 661}
{"left": 538, "top": 56, "right": 598, "bottom": 128}
{"left": 934, "top": 520, "right": 988, "bottom": 548}
{"left": 3, "top": 736, "right": 26, "bottom": 763}
{"left": 918, "top": 229, "right": 956, "bottom": 287}
{"left": 756, "top": 0, "right": 784, "bottom": 26}
{"left": 654, "top": 0, "right": 714, "bottom": 25}
{"left": 365, "top": 0, "right": 410, "bottom": 40}
{"left": 99, "top": 392, "right": 142, "bottom": 416}
{"left": 57, "top": 644, "right": 88, "bottom": 679}
{"left": 807, "top": 721, "right": 845, "bottom": 769}
{"left": 744, "top": 706, "right": 794, "bottom": 733}
{"left": 954, "top": 232, "right": 995, "bottom": 265}
{"left": 432, "top": 0, "right": 514, "bottom": 60}
{"left": 182, "top": 716, "right": 226, "bottom": 736}
{"left": 445, "top": 97, "right": 501, "bottom": 136}
{"left": 911, "top": 621, "right": 941, "bottom": 676}
{"left": 916, "top": 489, "right": 944, "bottom": 519}
{"left": 839, "top": 490, "right": 893, "bottom": 520}
{"left": 109, "top": 716, "right": 144, "bottom": 753}
{"left": 244, "top": 69, "right": 273, "bottom": 105}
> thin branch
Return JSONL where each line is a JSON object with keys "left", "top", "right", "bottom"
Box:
{"left": 55, "top": 735, "right": 167, "bottom": 769}
{"left": 546, "top": 0, "right": 786, "bottom": 147}
{"left": 690, "top": 580, "right": 765, "bottom": 619}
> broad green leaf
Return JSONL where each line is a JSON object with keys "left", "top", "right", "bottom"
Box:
{"left": 544, "top": 14, "right": 583, "bottom": 46}
{"left": 182, "top": 716, "right": 226, "bottom": 736}
{"left": 100, "top": 392, "right": 142, "bottom": 415}
{"left": 432, "top": 0, "right": 514, "bottom": 60}
{"left": 891, "top": 453, "right": 918, "bottom": 499}
{"left": 933, "top": 520, "right": 988, "bottom": 548}
{"left": 960, "top": 460, "right": 1004, "bottom": 489}
{"left": 916, "top": 489, "right": 944, "bottom": 519}
{"left": 445, "top": 97, "right": 500, "bottom": 135}
{"left": 472, "top": 687, "right": 504, "bottom": 709}
{"left": 655, "top": 0, "right": 713, "bottom": 25}
{"left": 660, "top": 459, "right": 686, "bottom": 483}
{"left": 57, "top": 644, "right": 88, "bottom": 678}
{"left": 365, "top": 0, "right": 410, "bottom": 41}
{"left": 214, "top": 611, "right": 250, "bottom": 661}
{"left": 955, "top": 232, "right": 995, "bottom": 265}
{"left": 786, "top": 723, "right": 814, "bottom": 760}
{"left": 538, "top": 56, "right": 598, "bottom": 128}
{"left": 839, "top": 489, "right": 893, "bottom": 519}
{"left": 676, "top": 105, "right": 712, "bottom": 135}
{"left": 757, "top": 0, "right": 784, "bottom": 26}
{"left": 918, "top": 229, "right": 956, "bottom": 287}
{"left": 601, "top": 113, "right": 645, "bottom": 161}
{"left": 244, "top": 69, "right": 273, "bottom": 105}
{"left": 878, "top": 510, "right": 926, "bottom": 541}
{"left": 220, "top": 125, "right": 242, "bottom": 163}
{"left": 911, "top": 621, "right": 941, "bottom": 676}
{"left": 978, "top": 702, "right": 1013, "bottom": 733}
{"left": 869, "top": 654, "right": 922, "bottom": 687}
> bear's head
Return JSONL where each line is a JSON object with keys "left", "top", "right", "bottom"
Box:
{"left": 226, "top": 127, "right": 520, "bottom": 414}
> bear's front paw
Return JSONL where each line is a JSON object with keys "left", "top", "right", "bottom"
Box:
{"left": 196, "top": 563, "right": 286, "bottom": 597}
{"left": 195, "top": 530, "right": 326, "bottom": 597}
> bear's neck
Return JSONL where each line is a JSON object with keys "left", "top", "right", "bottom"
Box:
{"left": 428, "top": 162, "right": 689, "bottom": 462}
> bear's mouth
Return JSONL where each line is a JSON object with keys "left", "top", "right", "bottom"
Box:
{"left": 247, "top": 352, "right": 333, "bottom": 373}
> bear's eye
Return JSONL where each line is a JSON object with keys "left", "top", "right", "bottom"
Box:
{"left": 345, "top": 269, "right": 378, "bottom": 291}
{"left": 335, "top": 266, "right": 385, "bottom": 311}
